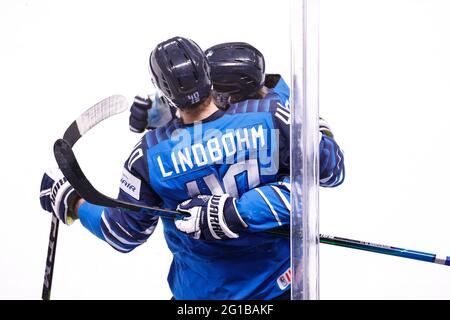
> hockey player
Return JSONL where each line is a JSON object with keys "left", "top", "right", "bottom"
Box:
{"left": 39, "top": 37, "right": 343, "bottom": 299}
{"left": 171, "top": 44, "right": 344, "bottom": 297}
{"left": 129, "top": 41, "right": 343, "bottom": 187}
{"left": 205, "top": 42, "right": 289, "bottom": 108}
{"left": 129, "top": 42, "right": 290, "bottom": 133}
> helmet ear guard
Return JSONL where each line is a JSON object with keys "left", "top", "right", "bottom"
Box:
{"left": 149, "top": 36, "right": 212, "bottom": 109}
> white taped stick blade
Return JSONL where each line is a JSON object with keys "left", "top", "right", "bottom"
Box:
{"left": 76, "top": 95, "right": 128, "bottom": 136}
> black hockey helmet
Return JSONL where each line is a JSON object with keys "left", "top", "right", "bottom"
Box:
{"left": 149, "top": 36, "right": 212, "bottom": 109}
{"left": 205, "top": 42, "right": 265, "bottom": 97}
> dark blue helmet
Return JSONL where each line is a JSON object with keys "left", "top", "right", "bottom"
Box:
{"left": 149, "top": 37, "right": 212, "bottom": 109}
{"left": 205, "top": 42, "right": 265, "bottom": 97}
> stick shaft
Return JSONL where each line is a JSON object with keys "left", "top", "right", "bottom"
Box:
{"left": 41, "top": 215, "right": 59, "bottom": 300}
{"left": 41, "top": 95, "right": 128, "bottom": 300}
{"left": 320, "top": 234, "right": 450, "bottom": 266}
{"left": 265, "top": 228, "right": 449, "bottom": 266}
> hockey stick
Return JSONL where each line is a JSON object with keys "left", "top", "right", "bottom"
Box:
{"left": 319, "top": 234, "right": 450, "bottom": 266}
{"left": 265, "top": 229, "right": 450, "bottom": 266}
{"left": 42, "top": 95, "right": 128, "bottom": 300}
{"left": 53, "top": 138, "right": 450, "bottom": 267}
{"left": 54, "top": 138, "right": 188, "bottom": 219}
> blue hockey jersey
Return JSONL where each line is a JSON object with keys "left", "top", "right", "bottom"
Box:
{"left": 78, "top": 94, "right": 293, "bottom": 299}
{"left": 77, "top": 75, "right": 345, "bottom": 299}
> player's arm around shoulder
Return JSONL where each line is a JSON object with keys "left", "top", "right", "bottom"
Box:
{"left": 232, "top": 177, "right": 291, "bottom": 232}
{"left": 174, "top": 177, "right": 292, "bottom": 240}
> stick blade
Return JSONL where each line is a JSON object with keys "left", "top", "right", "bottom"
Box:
{"left": 63, "top": 95, "right": 128, "bottom": 146}
{"left": 53, "top": 138, "right": 118, "bottom": 208}
{"left": 54, "top": 139, "right": 183, "bottom": 219}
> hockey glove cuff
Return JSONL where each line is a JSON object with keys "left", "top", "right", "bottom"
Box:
{"left": 39, "top": 168, "right": 80, "bottom": 225}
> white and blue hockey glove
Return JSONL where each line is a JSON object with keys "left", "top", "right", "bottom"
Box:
{"left": 129, "top": 93, "right": 177, "bottom": 133}
{"left": 175, "top": 195, "right": 248, "bottom": 241}
{"left": 39, "top": 168, "right": 79, "bottom": 225}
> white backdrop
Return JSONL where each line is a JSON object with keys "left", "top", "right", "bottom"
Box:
{"left": 0, "top": 0, "right": 449, "bottom": 299}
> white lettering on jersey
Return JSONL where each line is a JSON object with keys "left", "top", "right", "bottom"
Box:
{"left": 120, "top": 168, "right": 141, "bottom": 200}
{"left": 235, "top": 128, "right": 250, "bottom": 151}
{"left": 251, "top": 125, "right": 266, "bottom": 148}
{"left": 206, "top": 138, "right": 223, "bottom": 162}
{"left": 157, "top": 124, "right": 276, "bottom": 178}
{"left": 177, "top": 147, "right": 194, "bottom": 172}
{"left": 171, "top": 152, "right": 180, "bottom": 174}
{"left": 221, "top": 132, "right": 236, "bottom": 157}
{"left": 157, "top": 156, "right": 173, "bottom": 178}
{"left": 192, "top": 143, "right": 208, "bottom": 166}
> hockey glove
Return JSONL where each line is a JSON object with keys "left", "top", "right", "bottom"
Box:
{"left": 129, "top": 94, "right": 177, "bottom": 133}
{"left": 175, "top": 194, "right": 248, "bottom": 241}
{"left": 319, "top": 135, "right": 345, "bottom": 187}
{"left": 39, "top": 168, "right": 80, "bottom": 225}
{"left": 129, "top": 95, "right": 152, "bottom": 133}
{"left": 318, "top": 117, "right": 345, "bottom": 186}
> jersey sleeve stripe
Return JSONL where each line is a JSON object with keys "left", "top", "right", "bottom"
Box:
{"left": 255, "top": 188, "right": 283, "bottom": 226}
{"left": 276, "top": 102, "right": 290, "bottom": 113}
{"left": 101, "top": 233, "right": 132, "bottom": 253}
{"left": 277, "top": 179, "right": 292, "bottom": 192}
{"left": 320, "top": 147, "right": 345, "bottom": 187}
{"left": 276, "top": 106, "right": 290, "bottom": 118}
{"left": 99, "top": 216, "right": 134, "bottom": 252}
{"left": 114, "top": 218, "right": 138, "bottom": 239}
{"left": 270, "top": 185, "right": 291, "bottom": 211}
{"left": 275, "top": 112, "right": 290, "bottom": 125}
{"left": 101, "top": 214, "right": 144, "bottom": 246}
{"left": 230, "top": 198, "right": 248, "bottom": 228}
{"left": 140, "top": 224, "right": 158, "bottom": 235}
